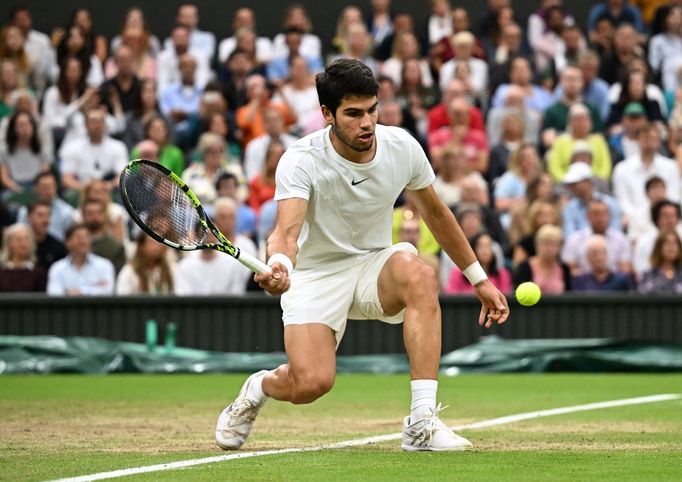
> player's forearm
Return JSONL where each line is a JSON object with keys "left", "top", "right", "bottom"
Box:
{"left": 266, "top": 230, "right": 298, "bottom": 267}
{"left": 423, "top": 204, "right": 478, "bottom": 270}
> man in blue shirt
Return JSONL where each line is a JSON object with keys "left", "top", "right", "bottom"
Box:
{"left": 47, "top": 224, "right": 115, "bottom": 296}
{"left": 562, "top": 162, "right": 622, "bottom": 237}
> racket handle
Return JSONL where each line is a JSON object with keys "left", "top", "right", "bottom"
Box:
{"left": 238, "top": 249, "right": 270, "bottom": 275}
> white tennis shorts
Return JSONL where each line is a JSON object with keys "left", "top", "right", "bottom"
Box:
{"left": 280, "top": 242, "right": 418, "bottom": 346}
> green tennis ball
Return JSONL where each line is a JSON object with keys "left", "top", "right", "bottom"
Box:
{"left": 515, "top": 282, "right": 541, "bottom": 306}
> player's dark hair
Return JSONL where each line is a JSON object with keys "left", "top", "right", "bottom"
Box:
{"left": 651, "top": 200, "right": 681, "bottom": 225}
{"left": 316, "top": 59, "right": 378, "bottom": 117}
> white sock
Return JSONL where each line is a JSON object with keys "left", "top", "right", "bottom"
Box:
{"left": 410, "top": 379, "right": 437, "bottom": 421}
{"left": 245, "top": 371, "right": 269, "bottom": 403}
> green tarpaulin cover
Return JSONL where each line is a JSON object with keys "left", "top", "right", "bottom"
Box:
{"left": 1, "top": 336, "right": 681, "bottom": 374}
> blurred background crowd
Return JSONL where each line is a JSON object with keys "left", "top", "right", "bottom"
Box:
{"left": 1, "top": 0, "right": 682, "bottom": 297}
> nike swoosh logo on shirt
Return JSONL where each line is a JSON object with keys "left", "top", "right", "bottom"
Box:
{"left": 351, "top": 178, "right": 369, "bottom": 186}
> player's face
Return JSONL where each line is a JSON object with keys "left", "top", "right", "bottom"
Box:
{"left": 328, "top": 95, "right": 378, "bottom": 155}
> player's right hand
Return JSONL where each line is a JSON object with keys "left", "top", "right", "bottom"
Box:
{"left": 254, "top": 263, "right": 290, "bottom": 295}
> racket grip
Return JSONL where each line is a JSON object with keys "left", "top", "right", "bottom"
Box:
{"left": 238, "top": 249, "right": 270, "bottom": 275}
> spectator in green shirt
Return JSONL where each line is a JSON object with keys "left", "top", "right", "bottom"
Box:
{"left": 542, "top": 65, "right": 603, "bottom": 149}
{"left": 130, "top": 115, "right": 184, "bottom": 176}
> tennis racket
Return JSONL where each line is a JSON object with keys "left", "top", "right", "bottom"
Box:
{"left": 119, "top": 159, "right": 269, "bottom": 274}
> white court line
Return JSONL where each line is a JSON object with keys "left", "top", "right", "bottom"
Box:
{"left": 49, "top": 393, "right": 681, "bottom": 482}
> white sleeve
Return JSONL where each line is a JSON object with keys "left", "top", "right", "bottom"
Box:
{"left": 274, "top": 149, "right": 313, "bottom": 201}
{"left": 406, "top": 135, "right": 436, "bottom": 190}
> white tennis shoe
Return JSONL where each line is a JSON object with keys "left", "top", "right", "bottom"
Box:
{"left": 401, "top": 403, "right": 473, "bottom": 452}
{"left": 215, "top": 370, "right": 269, "bottom": 450}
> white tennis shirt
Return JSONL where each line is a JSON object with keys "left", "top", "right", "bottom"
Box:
{"left": 275, "top": 124, "right": 435, "bottom": 269}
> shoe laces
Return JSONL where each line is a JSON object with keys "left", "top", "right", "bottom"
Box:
{"left": 425, "top": 402, "right": 450, "bottom": 436}
{"left": 227, "top": 398, "right": 261, "bottom": 425}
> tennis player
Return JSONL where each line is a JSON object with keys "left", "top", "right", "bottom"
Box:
{"left": 216, "top": 59, "right": 509, "bottom": 452}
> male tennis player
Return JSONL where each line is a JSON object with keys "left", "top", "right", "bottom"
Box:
{"left": 216, "top": 59, "right": 509, "bottom": 451}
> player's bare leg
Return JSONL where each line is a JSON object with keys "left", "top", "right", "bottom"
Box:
{"left": 378, "top": 251, "right": 473, "bottom": 451}
{"left": 216, "top": 323, "right": 336, "bottom": 449}
{"left": 262, "top": 323, "right": 337, "bottom": 404}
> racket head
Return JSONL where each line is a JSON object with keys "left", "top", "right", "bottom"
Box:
{"left": 119, "top": 159, "right": 208, "bottom": 250}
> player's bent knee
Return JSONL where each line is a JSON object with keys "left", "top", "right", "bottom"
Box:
{"left": 401, "top": 261, "right": 439, "bottom": 300}
{"left": 291, "top": 374, "right": 335, "bottom": 404}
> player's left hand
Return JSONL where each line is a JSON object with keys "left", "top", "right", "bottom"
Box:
{"left": 473, "top": 280, "right": 510, "bottom": 328}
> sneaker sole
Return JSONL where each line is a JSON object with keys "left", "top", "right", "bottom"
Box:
{"left": 401, "top": 443, "right": 473, "bottom": 452}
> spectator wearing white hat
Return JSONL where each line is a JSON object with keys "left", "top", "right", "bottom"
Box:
{"left": 561, "top": 162, "right": 622, "bottom": 237}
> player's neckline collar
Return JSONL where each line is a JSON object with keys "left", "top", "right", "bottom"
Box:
{"left": 325, "top": 126, "right": 381, "bottom": 170}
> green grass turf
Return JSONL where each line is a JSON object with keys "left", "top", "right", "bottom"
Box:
{"left": 1, "top": 374, "right": 681, "bottom": 481}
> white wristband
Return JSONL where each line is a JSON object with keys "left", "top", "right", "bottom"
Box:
{"left": 267, "top": 253, "right": 294, "bottom": 274}
{"left": 463, "top": 261, "right": 488, "bottom": 286}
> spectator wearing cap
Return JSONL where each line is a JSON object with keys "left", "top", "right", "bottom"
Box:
{"left": 542, "top": 66, "right": 602, "bottom": 149}
{"left": 547, "top": 104, "right": 612, "bottom": 184}
{"left": 627, "top": 176, "right": 669, "bottom": 241}
{"left": 561, "top": 198, "right": 632, "bottom": 277}
{"left": 613, "top": 122, "right": 680, "bottom": 223}
{"left": 562, "top": 162, "right": 622, "bottom": 237}
{"left": 633, "top": 199, "right": 682, "bottom": 277}
{"left": 608, "top": 101, "right": 647, "bottom": 163}
{"left": 571, "top": 234, "right": 633, "bottom": 291}
{"left": 438, "top": 31, "right": 488, "bottom": 98}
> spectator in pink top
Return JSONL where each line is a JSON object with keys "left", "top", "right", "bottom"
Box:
{"left": 445, "top": 232, "right": 511, "bottom": 294}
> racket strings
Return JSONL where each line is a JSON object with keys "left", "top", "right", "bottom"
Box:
{"left": 122, "top": 163, "right": 206, "bottom": 246}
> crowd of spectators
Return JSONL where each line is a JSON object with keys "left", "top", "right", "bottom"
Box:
{"left": 2, "top": 0, "right": 682, "bottom": 297}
